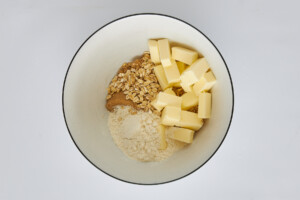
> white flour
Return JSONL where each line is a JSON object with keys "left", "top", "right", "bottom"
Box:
{"left": 108, "top": 106, "right": 185, "bottom": 162}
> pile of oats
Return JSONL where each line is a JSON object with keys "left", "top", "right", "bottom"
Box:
{"left": 106, "top": 53, "right": 162, "bottom": 114}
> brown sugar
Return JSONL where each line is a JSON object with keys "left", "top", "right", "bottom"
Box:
{"left": 106, "top": 92, "right": 137, "bottom": 112}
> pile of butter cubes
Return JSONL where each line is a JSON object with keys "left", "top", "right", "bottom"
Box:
{"left": 148, "top": 38, "right": 216, "bottom": 149}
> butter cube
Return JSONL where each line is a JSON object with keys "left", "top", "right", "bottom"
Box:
{"left": 180, "top": 58, "right": 210, "bottom": 87}
{"left": 180, "top": 81, "right": 192, "bottom": 92}
{"left": 155, "top": 92, "right": 182, "bottom": 108}
{"left": 163, "top": 60, "right": 181, "bottom": 84}
{"left": 151, "top": 99, "right": 164, "bottom": 111}
{"left": 174, "top": 110, "right": 203, "bottom": 131}
{"left": 161, "top": 106, "right": 181, "bottom": 126}
{"left": 157, "top": 125, "right": 167, "bottom": 150}
{"left": 154, "top": 65, "right": 172, "bottom": 90}
{"left": 166, "top": 127, "right": 194, "bottom": 143}
{"left": 148, "top": 40, "right": 160, "bottom": 64}
{"left": 176, "top": 61, "right": 186, "bottom": 74}
{"left": 181, "top": 91, "right": 198, "bottom": 110}
{"left": 173, "top": 82, "right": 181, "bottom": 87}
{"left": 157, "top": 39, "right": 172, "bottom": 67}
{"left": 198, "top": 92, "right": 212, "bottom": 119}
{"left": 164, "top": 88, "right": 175, "bottom": 95}
{"left": 193, "top": 71, "right": 216, "bottom": 96}
{"left": 172, "top": 47, "right": 198, "bottom": 65}
{"left": 193, "top": 78, "right": 206, "bottom": 96}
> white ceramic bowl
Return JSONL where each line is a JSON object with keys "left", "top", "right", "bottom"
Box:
{"left": 63, "top": 14, "right": 234, "bottom": 185}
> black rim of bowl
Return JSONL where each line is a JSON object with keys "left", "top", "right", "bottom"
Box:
{"left": 62, "top": 13, "right": 235, "bottom": 185}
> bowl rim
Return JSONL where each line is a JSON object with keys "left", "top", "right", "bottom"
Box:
{"left": 62, "top": 13, "right": 235, "bottom": 185}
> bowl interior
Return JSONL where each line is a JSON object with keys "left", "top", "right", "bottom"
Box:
{"left": 63, "top": 14, "right": 233, "bottom": 184}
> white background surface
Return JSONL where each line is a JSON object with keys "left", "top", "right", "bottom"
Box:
{"left": 1, "top": 0, "right": 300, "bottom": 199}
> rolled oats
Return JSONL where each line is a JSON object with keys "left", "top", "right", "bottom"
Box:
{"left": 106, "top": 53, "right": 162, "bottom": 114}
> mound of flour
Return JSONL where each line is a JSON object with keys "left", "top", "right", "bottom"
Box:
{"left": 108, "top": 106, "right": 185, "bottom": 162}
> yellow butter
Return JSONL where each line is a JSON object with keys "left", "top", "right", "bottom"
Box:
{"left": 157, "top": 39, "right": 172, "bottom": 67}
{"left": 193, "top": 71, "right": 216, "bottom": 96}
{"left": 198, "top": 92, "right": 212, "bottom": 119}
{"left": 153, "top": 65, "right": 172, "bottom": 90}
{"left": 174, "top": 110, "right": 203, "bottom": 131}
{"left": 155, "top": 92, "right": 182, "bottom": 108}
{"left": 164, "top": 87, "right": 175, "bottom": 95}
{"left": 151, "top": 99, "right": 164, "bottom": 111}
{"left": 176, "top": 61, "right": 186, "bottom": 74}
{"left": 157, "top": 125, "right": 167, "bottom": 150}
{"left": 161, "top": 106, "right": 181, "bottom": 126}
{"left": 172, "top": 61, "right": 186, "bottom": 87}
{"left": 148, "top": 40, "right": 160, "bottom": 64}
{"left": 173, "top": 82, "right": 181, "bottom": 87}
{"left": 180, "top": 58, "right": 210, "bottom": 87}
{"left": 163, "top": 60, "right": 181, "bottom": 84}
{"left": 166, "top": 127, "right": 194, "bottom": 143}
{"left": 193, "top": 78, "right": 206, "bottom": 96}
{"left": 181, "top": 91, "right": 198, "bottom": 110}
{"left": 180, "top": 81, "right": 192, "bottom": 92}
{"left": 172, "top": 47, "right": 198, "bottom": 65}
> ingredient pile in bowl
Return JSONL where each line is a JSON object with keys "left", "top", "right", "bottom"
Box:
{"left": 106, "top": 38, "right": 216, "bottom": 162}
